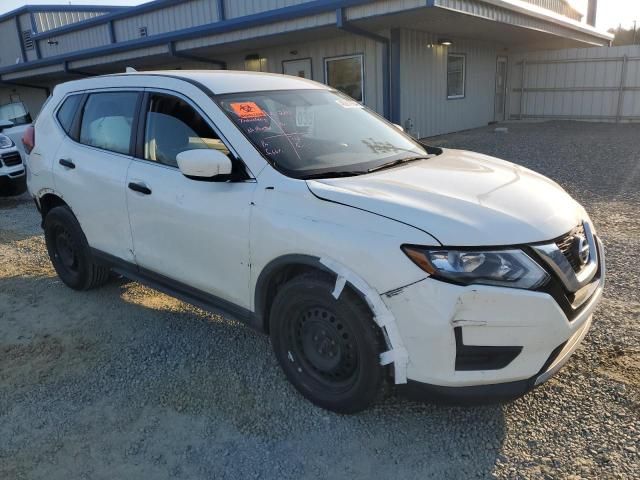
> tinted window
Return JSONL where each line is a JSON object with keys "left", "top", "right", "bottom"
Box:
{"left": 56, "top": 95, "right": 82, "bottom": 135}
{"left": 144, "top": 93, "right": 229, "bottom": 168}
{"left": 79, "top": 92, "right": 138, "bottom": 154}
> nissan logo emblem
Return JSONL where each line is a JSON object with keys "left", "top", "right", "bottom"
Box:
{"left": 573, "top": 235, "right": 590, "bottom": 266}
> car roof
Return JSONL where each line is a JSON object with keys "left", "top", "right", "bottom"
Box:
{"left": 54, "top": 70, "right": 331, "bottom": 96}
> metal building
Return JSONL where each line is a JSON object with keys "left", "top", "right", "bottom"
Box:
{"left": 0, "top": 0, "right": 611, "bottom": 138}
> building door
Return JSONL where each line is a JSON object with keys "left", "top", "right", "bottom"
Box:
{"left": 494, "top": 56, "right": 508, "bottom": 122}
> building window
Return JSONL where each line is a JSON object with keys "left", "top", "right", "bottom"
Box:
{"left": 324, "top": 54, "right": 364, "bottom": 103}
{"left": 447, "top": 53, "right": 466, "bottom": 99}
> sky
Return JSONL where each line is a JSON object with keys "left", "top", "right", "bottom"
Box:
{"left": 0, "top": 0, "right": 639, "bottom": 30}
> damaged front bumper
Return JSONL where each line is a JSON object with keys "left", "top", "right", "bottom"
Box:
{"left": 382, "top": 247, "right": 605, "bottom": 404}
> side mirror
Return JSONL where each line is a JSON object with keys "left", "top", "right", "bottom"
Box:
{"left": 393, "top": 123, "right": 404, "bottom": 132}
{"left": 176, "top": 149, "right": 232, "bottom": 180}
{"left": 0, "top": 119, "right": 14, "bottom": 132}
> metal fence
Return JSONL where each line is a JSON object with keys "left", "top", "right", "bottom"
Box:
{"left": 508, "top": 45, "right": 640, "bottom": 123}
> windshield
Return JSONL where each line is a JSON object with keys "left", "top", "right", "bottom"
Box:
{"left": 217, "top": 90, "right": 432, "bottom": 178}
{"left": 0, "top": 101, "right": 32, "bottom": 126}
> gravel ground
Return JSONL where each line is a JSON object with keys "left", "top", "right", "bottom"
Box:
{"left": 1, "top": 121, "right": 638, "bottom": 479}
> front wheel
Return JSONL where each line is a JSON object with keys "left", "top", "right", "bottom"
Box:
{"left": 269, "top": 272, "right": 386, "bottom": 414}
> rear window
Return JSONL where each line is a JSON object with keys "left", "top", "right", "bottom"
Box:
{"left": 56, "top": 95, "right": 82, "bottom": 135}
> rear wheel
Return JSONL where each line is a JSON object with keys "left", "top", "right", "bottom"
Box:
{"left": 270, "top": 272, "right": 386, "bottom": 414}
{"left": 44, "top": 206, "right": 109, "bottom": 290}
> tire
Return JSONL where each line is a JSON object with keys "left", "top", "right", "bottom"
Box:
{"left": 270, "top": 272, "right": 386, "bottom": 414}
{"left": 44, "top": 206, "right": 110, "bottom": 291}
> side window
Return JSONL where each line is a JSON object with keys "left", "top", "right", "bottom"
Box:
{"left": 324, "top": 54, "right": 364, "bottom": 102}
{"left": 56, "top": 94, "right": 82, "bottom": 135}
{"left": 144, "top": 93, "right": 230, "bottom": 168}
{"left": 79, "top": 92, "right": 138, "bottom": 155}
{"left": 447, "top": 54, "right": 466, "bottom": 99}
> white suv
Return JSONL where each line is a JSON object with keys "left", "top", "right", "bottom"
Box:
{"left": 26, "top": 71, "right": 605, "bottom": 413}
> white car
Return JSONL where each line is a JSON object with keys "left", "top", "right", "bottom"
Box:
{"left": 25, "top": 71, "right": 605, "bottom": 413}
{"left": 0, "top": 120, "right": 26, "bottom": 196}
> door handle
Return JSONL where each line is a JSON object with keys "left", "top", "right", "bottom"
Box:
{"left": 128, "top": 182, "right": 152, "bottom": 195}
{"left": 59, "top": 158, "right": 75, "bottom": 169}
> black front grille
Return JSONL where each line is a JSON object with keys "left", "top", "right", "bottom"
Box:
{"left": 533, "top": 235, "right": 603, "bottom": 322}
{"left": 555, "top": 224, "right": 585, "bottom": 272}
{"left": 1, "top": 151, "right": 22, "bottom": 167}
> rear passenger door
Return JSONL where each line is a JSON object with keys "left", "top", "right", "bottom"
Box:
{"left": 126, "top": 90, "right": 257, "bottom": 308}
{"left": 53, "top": 90, "right": 141, "bottom": 263}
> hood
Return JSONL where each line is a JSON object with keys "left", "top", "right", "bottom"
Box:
{"left": 307, "top": 149, "right": 584, "bottom": 246}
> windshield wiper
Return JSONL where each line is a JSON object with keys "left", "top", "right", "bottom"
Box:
{"left": 367, "top": 155, "right": 431, "bottom": 173}
{"left": 301, "top": 171, "right": 365, "bottom": 180}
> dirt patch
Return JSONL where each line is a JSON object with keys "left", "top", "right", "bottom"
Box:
{"left": 0, "top": 334, "right": 99, "bottom": 387}
{"left": 599, "top": 349, "right": 640, "bottom": 389}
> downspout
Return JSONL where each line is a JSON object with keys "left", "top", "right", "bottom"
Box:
{"left": 168, "top": 41, "right": 227, "bottom": 69}
{"left": 336, "top": 7, "right": 390, "bottom": 120}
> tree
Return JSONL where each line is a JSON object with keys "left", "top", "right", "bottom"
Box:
{"left": 608, "top": 25, "right": 638, "bottom": 46}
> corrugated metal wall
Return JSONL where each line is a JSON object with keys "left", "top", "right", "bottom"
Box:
{"left": 210, "top": 31, "right": 385, "bottom": 114}
{"left": 33, "top": 10, "right": 109, "bottom": 33}
{"left": 399, "top": 29, "right": 500, "bottom": 138}
{"left": 223, "top": 0, "right": 315, "bottom": 19}
{"left": 38, "top": 23, "right": 112, "bottom": 57}
{"left": 113, "top": 0, "right": 219, "bottom": 42}
{"left": 0, "top": 20, "right": 24, "bottom": 68}
{"left": 508, "top": 45, "right": 640, "bottom": 122}
{"left": 17, "top": 14, "right": 38, "bottom": 63}
{"left": 346, "top": 0, "right": 424, "bottom": 19}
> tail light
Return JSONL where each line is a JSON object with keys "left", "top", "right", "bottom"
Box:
{"left": 22, "top": 125, "right": 35, "bottom": 154}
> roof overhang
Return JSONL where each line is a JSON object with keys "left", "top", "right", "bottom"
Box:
{"left": 437, "top": 0, "right": 612, "bottom": 44}
{"left": 0, "top": 0, "right": 613, "bottom": 83}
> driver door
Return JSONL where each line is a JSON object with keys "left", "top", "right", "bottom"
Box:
{"left": 126, "top": 90, "right": 257, "bottom": 309}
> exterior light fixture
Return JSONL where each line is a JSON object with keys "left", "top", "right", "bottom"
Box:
{"left": 438, "top": 38, "right": 453, "bottom": 46}
{"left": 47, "top": 39, "right": 59, "bottom": 45}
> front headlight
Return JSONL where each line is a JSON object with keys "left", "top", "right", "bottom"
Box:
{"left": 401, "top": 246, "right": 550, "bottom": 290}
{"left": 0, "top": 134, "right": 14, "bottom": 149}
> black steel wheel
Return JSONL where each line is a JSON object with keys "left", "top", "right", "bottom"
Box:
{"left": 52, "top": 224, "right": 80, "bottom": 278}
{"left": 44, "top": 206, "right": 110, "bottom": 290}
{"left": 270, "top": 272, "right": 386, "bottom": 413}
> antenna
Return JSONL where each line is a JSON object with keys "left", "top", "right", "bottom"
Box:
{"left": 125, "top": 67, "right": 138, "bottom": 73}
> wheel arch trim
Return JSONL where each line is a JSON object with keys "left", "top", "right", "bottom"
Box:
{"left": 253, "top": 253, "right": 409, "bottom": 384}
